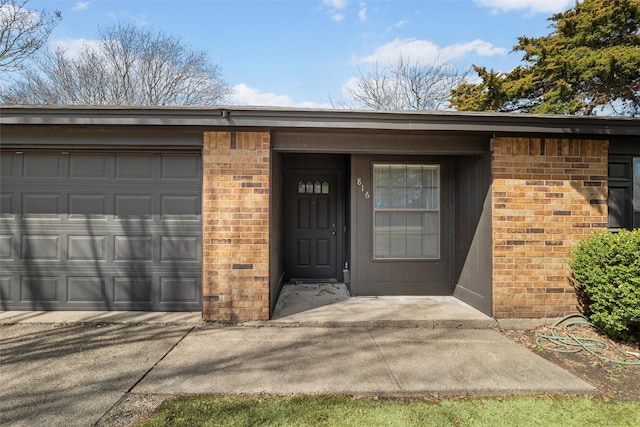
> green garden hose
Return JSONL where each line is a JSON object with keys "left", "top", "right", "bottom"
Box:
{"left": 535, "top": 314, "right": 640, "bottom": 365}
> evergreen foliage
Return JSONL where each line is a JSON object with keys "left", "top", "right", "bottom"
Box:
{"left": 450, "top": 0, "right": 640, "bottom": 116}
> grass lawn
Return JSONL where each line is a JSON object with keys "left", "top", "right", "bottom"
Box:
{"left": 135, "top": 395, "right": 640, "bottom": 426}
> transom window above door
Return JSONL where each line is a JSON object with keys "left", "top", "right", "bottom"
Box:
{"left": 373, "top": 164, "right": 440, "bottom": 259}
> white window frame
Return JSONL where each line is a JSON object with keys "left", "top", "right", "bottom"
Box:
{"left": 372, "top": 163, "right": 440, "bottom": 260}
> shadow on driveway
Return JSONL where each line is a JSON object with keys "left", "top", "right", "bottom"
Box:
{"left": 0, "top": 323, "right": 191, "bottom": 427}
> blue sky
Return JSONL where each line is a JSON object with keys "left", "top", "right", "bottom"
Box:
{"left": 25, "top": 0, "right": 577, "bottom": 107}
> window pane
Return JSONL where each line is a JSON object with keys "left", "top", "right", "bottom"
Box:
{"left": 423, "top": 168, "right": 439, "bottom": 209}
{"left": 375, "top": 166, "right": 389, "bottom": 188}
{"left": 390, "top": 187, "right": 406, "bottom": 208}
{"left": 373, "top": 164, "right": 440, "bottom": 259}
{"left": 424, "top": 187, "right": 438, "bottom": 209}
{"left": 406, "top": 212, "right": 423, "bottom": 256}
{"left": 389, "top": 212, "right": 407, "bottom": 256}
{"left": 375, "top": 212, "right": 391, "bottom": 257}
{"left": 423, "top": 212, "right": 440, "bottom": 258}
{"left": 374, "top": 211, "right": 439, "bottom": 258}
{"left": 390, "top": 166, "right": 405, "bottom": 186}
{"left": 374, "top": 165, "right": 439, "bottom": 210}
{"left": 406, "top": 165, "right": 422, "bottom": 186}
{"left": 609, "top": 187, "right": 631, "bottom": 229}
{"left": 406, "top": 188, "right": 423, "bottom": 209}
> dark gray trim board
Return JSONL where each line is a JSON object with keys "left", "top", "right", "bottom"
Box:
{"left": 1, "top": 125, "right": 205, "bottom": 148}
{"left": 272, "top": 131, "right": 489, "bottom": 155}
{"left": 2, "top": 106, "right": 639, "bottom": 137}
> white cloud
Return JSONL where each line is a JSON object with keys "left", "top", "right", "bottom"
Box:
{"left": 340, "top": 76, "right": 359, "bottom": 98}
{"left": 357, "top": 38, "right": 439, "bottom": 64}
{"left": 444, "top": 39, "right": 508, "bottom": 58}
{"left": 322, "top": 0, "right": 349, "bottom": 22}
{"left": 231, "top": 83, "right": 331, "bottom": 108}
{"left": 474, "top": 0, "right": 576, "bottom": 14}
{"left": 385, "top": 20, "right": 408, "bottom": 33}
{"left": 355, "top": 38, "right": 507, "bottom": 65}
{"left": 358, "top": 2, "right": 367, "bottom": 21}
{"left": 323, "top": 0, "right": 348, "bottom": 9}
{"left": 51, "top": 38, "right": 102, "bottom": 59}
{"left": 72, "top": 2, "right": 90, "bottom": 11}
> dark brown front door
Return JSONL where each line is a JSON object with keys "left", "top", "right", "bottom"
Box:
{"left": 285, "top": 170, "right": 343, "bottom": 281}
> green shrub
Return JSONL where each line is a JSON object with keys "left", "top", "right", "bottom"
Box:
{"left": 568, "top": 229, "right": 640, "bottom": 341}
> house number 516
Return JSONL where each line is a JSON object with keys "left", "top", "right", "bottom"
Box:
{"left": 356, "top": 177, "right": 370, "bottom": 199}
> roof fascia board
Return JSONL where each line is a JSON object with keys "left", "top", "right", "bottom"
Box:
{"left": 1, "top": 106, "right": 638, "bottom": 136}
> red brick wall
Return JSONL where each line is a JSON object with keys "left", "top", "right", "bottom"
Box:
{"left": 491, "top": 137, "right": 608, "bottom": 318}
{"left": 202, "top": 131, "right": 270, "bottom": 321}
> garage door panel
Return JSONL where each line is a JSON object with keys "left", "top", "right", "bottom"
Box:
{"left": 69, "top": 153, "right": 109, "bottom": 179}
{"left": 1, "top": 153, "right": 15, "bottom": 177}
{"left": 22, "top": 194, "right": 61, "bottom": 218}
{"left": 0, "top": 235, "right": 13, "bottom": 259}
{"left": 0, "top": 193, "right": 14, "bottom": 217}
{"left": 0, "top": 269, "right": 202, "bottom": 309}
{"left": 67, "top": 276, "right": 105, "bottom": 302}
{"left": 21, "top": 235, "right": 60, "bottom": 260}
{"left": 161, "top": 237, "right": 200, "bottom": 262}
{"left": 160, "top": 277, "right": 199, "bottom": 303}
{"left": 0, "top": 277, "right": 12, "bottom": 301}
{"left": 114, "top": 236, "right": 153, "bottom": 261}
{"left": 21, "top": 276, "right": 59, "bottom": 302}
{"left": 161, "top": 195, "right": 200, "bottom": 220}
{"left": 161, "top": 155, "right": 201, "bottom": 180}
{"left": 68, "top": 236, "right": 107, "bottom": 261}
{"left": 68, "top": 194, "right": 108, "bottom": 218}
{"left": 114, "top": 277, "right": 151, "bottom": 302}
{"left": 0, "top": 150, "right": 202, "bottom": 311}
{"left": 115, "top": 195, "right": 153, "bottom": 218}
{"left": 22, "top": 153, "right": 62, "bottom": 178}
{"left": 116, "top": 154, "right": 154, "bottom": 179}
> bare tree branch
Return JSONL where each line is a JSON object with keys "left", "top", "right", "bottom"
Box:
{"left": 2, "top": 22, "right": 232, "bottom": 106}
{"left": 343, "top": 56, "right": 469, "bottom": 111}
{"left": 0, "top": 0, "right": 60, "bottom": 71}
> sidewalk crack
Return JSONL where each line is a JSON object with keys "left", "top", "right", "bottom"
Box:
{"left": 368, "top": 329, "right": 402, "bottom": 391}
{"left": 94, "top": 325, "right": 195, "bottom": 426}
{"left": 127, "top": 325, "right": 195, "bottom": 393}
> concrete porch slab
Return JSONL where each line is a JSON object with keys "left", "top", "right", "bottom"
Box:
{"left": 271, "top": 283, "right": 497, "bottom": 328}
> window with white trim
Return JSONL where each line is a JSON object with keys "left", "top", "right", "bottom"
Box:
{"left": 373, "top": 164, "right": 440, "bottom": 259}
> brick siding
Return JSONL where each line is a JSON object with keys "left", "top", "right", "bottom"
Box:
{"left": 491, "top": 137, "right": 608, "bottom": 318}
{"left": 202, "top": 131, "right": 270, "bottom": 321}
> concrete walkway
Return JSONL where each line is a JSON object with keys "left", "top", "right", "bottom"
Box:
{"left": 0, "top": 285, "right": 596, "bottom": 426}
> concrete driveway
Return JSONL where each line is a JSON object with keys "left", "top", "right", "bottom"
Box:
{"left": 0, "top": 322, "right": 193, "bottom": 426}
{"left": 1, "top": 319, "right": 595, "bottom": 426}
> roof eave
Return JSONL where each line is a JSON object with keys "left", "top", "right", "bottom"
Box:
{"left": 0, "top": 105, "right": 638, "bottom": 136}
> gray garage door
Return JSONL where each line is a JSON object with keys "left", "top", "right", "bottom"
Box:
{"left": 0, "top": 150, "right": 202, "bottom": 311}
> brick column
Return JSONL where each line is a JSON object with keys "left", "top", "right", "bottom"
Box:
{"left": 202, "top": 131, "right": 270, "bottom": 321}
{"left": 491, "top": 137, "right": 608, "bottom": 318}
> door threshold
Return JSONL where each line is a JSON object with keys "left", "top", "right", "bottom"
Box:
{"left": 288, "top": 278, "right": 338, "bottom": 284}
